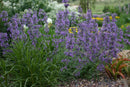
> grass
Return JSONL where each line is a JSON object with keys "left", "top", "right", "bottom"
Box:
{"left": 69, "top": 0, "right": 130, "bottom": 15}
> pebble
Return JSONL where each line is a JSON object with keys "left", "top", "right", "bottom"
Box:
{"left": 58, "top": 78, "right": 129, "bottom": 87}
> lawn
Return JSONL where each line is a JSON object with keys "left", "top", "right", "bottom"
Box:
{"left": 69, "top": 0, "right": 130, "bottom": 15}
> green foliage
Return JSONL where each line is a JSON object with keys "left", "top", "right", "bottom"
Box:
{"left": 110, "top": 7, "right": 120, "bottom": 15}
{"left": 80, "top": 0, "right": 96, "bottom": 13}
{"left": 19, "top": 0, "right": 51, "bottom": 12}
{"left": 116, "top": 13, "right": 130, "bottom": 27}
{"left": 103, "top": 5, "right": 110, "bottom": 13}
{"left": 0, "top": 39, "right": 61, "bottom": 87}
{"left": 2, "top": 0, "right": 51, "bottom": 17}
{"left": 80, "top": 62, "right": 100, "bottom": 80}
{"left": 0, "top": 0, "right": 4, "bottom": 12}
{"left": 96, "top": 20, "right": 102, "bottom": 27}
{"left": 103, "top": 3, "right": 130, "bottom": 16}
{"left": 0, "top": 24, "right": 62, "bottom": 86}
{"left": 121, "top": 3, "right": 130, "bottom": 14}
{"left": 125, "top": 64, "right": 130, "bottom": 78}
{"left": 56, "top": 0, "right": 62, "bottom": 3}
{"left": 0, "top": 59, "right": 14, "bottom": 87}
{"left": 119, "top": 23, "right": 130, "bottom": 49}
{"left": 103, "top": 6, "right": 120, "bottom": 15}
{"left": 0, "top": 18, "right": 8, "bottom": 33}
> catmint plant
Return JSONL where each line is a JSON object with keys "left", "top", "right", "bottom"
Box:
{"left": 123, "top": 26, "right": 130, "bottom": 49}
{"left": 0, "top": 9, "right": 55, "bottom": 55}
{"left": 0, "top": 0, "right": 129, "bottom": 80}
{"left": 61, "top": 7, "right": 125, "bottom": 75}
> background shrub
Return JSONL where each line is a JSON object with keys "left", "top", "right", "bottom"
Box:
{"left": 103, "top": 5, "right": 110, "bottom": 13}
{"left": 116, "top": 13, "right": 130, "bottom": 27}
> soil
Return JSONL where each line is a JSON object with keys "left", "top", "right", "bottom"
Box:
{"left": 58, "top": 75, "right": 130, "bottom": 87}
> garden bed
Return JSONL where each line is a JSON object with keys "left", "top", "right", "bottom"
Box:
{"left": 0, "top": 0, "right": 130, "bottom": 87}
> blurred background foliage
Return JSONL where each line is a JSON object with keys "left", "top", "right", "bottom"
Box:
{"left": 0, "top": 0, "right": 51, "bottom": 17}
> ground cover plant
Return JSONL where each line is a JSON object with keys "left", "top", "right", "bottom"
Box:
{"left": 0, "top": 0, "right": 130, "bottom": 87}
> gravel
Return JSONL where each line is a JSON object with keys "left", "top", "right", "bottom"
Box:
{"left": 58, "top": 77, "right": 130, "bottom": 87}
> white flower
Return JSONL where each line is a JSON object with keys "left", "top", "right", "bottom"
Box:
{"left": 2, "top": 1, "right": 11, "bottom": 7}
{"left": 17, "top": 3, "right": 20, "bottom": 6}
{"left": 13, "top": 3, "right": 16, "bottom": 6}
{"left": 13, "top": 7, "right": 16, "bottom": 9}
{"left": 24, "top": 9, "right": 29, "bottom": 13}
{"left": 23, "top": 25, "right": 28, "bottom": 32}
{"left": 47, "top": 18, "right": 52, "bottom": 24}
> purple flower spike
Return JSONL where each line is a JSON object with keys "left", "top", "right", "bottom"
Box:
{"left": 78, "top": 6, "right": 83, "bottom": 13}
{"left": 97, "top": 64, "right": 105, "bottom": 72}
{"left": 64, "top": 3, "right": 69, "bottom": 8}
{"left": 46, "top": 58, "right": 50, "bottom": 61}
{"left": 62, "top": 0, "right": 69, "bottom": 3}
{"left": 74, "top": 72, "right": 80, "bottom": 77}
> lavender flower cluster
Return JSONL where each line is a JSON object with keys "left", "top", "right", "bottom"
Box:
{"left": 124, "top": 26, "right": 130, "bottom": 45}
{"left": 0, "top": 9, "right": 51, "bottom": 54}
{"left": 0, "top": 11, "right": 10, "bottom": 54}
{"left": 0, "top": 0, "right": 129, "bottom": 77}
{"left": 0, "top": 11, "right": 8, "bottom": 22}
{"left": 57, "top": 0, "right": 126, "bottom": 76}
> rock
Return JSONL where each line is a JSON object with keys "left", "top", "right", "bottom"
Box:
{"left": 117, "top": 50, "right": 130, "bottom": 58}
{"left": 121, "top": 79, "right": 128, "bottom": 87}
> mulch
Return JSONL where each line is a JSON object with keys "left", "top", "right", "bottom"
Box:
{"left": 58, "top": 76, "right": 130, "bottom": 87}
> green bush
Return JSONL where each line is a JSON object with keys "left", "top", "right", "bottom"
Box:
{"left": 109, "top": 7, "right": 120, "bottom": 16}
{"left": 116, "top": 13, "right": 130, "bottom": 27}
{"left": 1, "top": 0, "right": 51, "bottom": 17}
{"left": 0, "top": 23, "right": 62, "bottom": 86}
{"left": 121, "top": 3, "right": 130, "bottom": 14}
{"left": 80, "top": 62, "right": 100, "bottom": 80}
{"left": 19, "top": 0, "right": 51, "bottom": 13}
{"left": 103, "top": 5, "right": 110, "bottom": 13}
{"left": 0, "top": 39, "right": 62, "bottom": 87}
{"left": 56, "top": 0, "right": 62, "bottom": 3}
{"left": 0, "top": 19, "right": 7, "bottom": 33}
{"left": 96, "top": 20, "right": 103, "bottom": 27}
{"left": 103, "top": 3, "right": 130, "bottom": 16}
{"left": 120, "top": 24, "right": 130, "bottom": 49}
{"left": 103, "top": 6, "right": 120, "bottom": 15}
